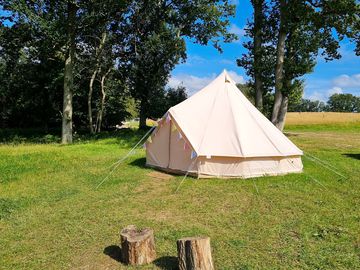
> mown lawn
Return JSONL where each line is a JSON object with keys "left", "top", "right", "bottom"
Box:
{"left": 1, "top": 123, "right": 360, "bottom": 269}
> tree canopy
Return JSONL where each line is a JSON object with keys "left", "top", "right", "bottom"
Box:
{"left": 0, "top": 0, "right": 359, "bottom": 138}
{"left": 0, "top": 0, "right": 236, "bottom": 139}
{"left": 238, "top": 0, "right": 360, "bottom": 130}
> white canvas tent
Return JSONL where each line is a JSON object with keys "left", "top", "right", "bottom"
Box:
{"left": 145, "top": 70, "right": 303, "bottom": 178}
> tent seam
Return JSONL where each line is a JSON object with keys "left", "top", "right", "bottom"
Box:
{"left": 196, "top": 77, "right": 224, "bottom": 155}
{"left": 226, "top": 83, "right": 245, "bottom": 156}
{"left": 231, "top": 83, "right": 286, "bottom": 155}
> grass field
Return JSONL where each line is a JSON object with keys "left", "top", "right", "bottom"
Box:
{"left": 1, "top": 114, "right": 360, "bottom": 269}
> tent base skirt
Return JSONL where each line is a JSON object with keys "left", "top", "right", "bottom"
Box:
{"left": 146, "top": 155, "right": 303, "bottom": 179}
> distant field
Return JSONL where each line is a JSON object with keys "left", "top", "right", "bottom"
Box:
{"left": 286, "top": 112, "right": 360, "bottom": 125}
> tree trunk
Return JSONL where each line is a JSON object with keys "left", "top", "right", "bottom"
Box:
{"left": 139, "top": 98, "right": 147, "bottom": 129}
{"left": 0, "top": 93, "right": 5, "bottom": 128}
{"left": 271, "top": 0, "right": 287, "bottom": 127}
{"left": 253, "top": 0, "right": 264, "bottom": 111}
{"left": 88, "top": 32, "right": 107, "bottom": 134}
{"left": 272, "top": 90, "right": 284, "bottom": 125}
{"left": 275, "top": 77, "right": 291, "bottom": 130}
{"left": 88, "top": 68, "right": 98, "bottom": 134}
{"left": 42, "top": 78, "right": 50, "bottom": 132}
{"left": 120, "top": 225, "right": 156, "bottom": 265}
{"left": 177, "top": 237, "right": 214, "bottom": 270}
{"left": 276, "top": 94, "right": 289, "bottom": 131}
{"left": 61, "top": 1, "right": 77, "bottom": 144}
{"left": 96, "top": 68, "right": 111, "bottom": 132}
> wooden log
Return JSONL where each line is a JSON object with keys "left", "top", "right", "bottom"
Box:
{"left": 177, "top": 236, "right": 214, "bottom": 270}
{"left": 120, "top": 225, "right": 156, "bottom": 265}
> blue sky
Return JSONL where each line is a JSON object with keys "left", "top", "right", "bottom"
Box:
{"left": 169, "top": 1, "right": 360, "bottom": 101}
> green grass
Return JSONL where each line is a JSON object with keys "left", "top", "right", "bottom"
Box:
{"left": 1, "top": 126, "right": 360, "bottom": 269}
{"left": 285, "top": 122, "right": 360, "bottom": 133}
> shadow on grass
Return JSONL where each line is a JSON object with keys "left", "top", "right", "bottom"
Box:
{"left": 129, "top": 157, "right": 147, "bottom": 168}
{"left": 284, "top": 132, "right": 300, "bottom": 137}
{"left": 128, "top": 158, "right": 181, "bottom": 178}
{"left": 103, "top": 245, "right": 178, "bottom": 269}
{"left": 343, "top": 153, "right": 360, "bottom": 160}
{"left": 103, "top": 245, "right": 122, "bottom": 263}
{"left": 153, "top": 256, "right": 178, "bottom": 270}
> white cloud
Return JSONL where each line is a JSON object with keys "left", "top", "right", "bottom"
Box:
{"left": 305, "top": 87, "right": 344, "bottom": 101}
{"left": 184, "top": 54, "right": 236, "bottom": 67}
{"left": 304, "top": 73, "right": 360, "bottom": 102}
{"left": 219, "top": 59, "right": 235, "bottom": 65}
{"left": 306, "top": 91, "right": 326, "bottom": 102}
{"left": 227, "top": 70, "right": 246, "bottom": 84}
{"left": 184, "top": 54, "right": 207, "bottom": 66}
{"left": 332, "top": 74, "right": 360, "bottom": 88}
{"left": 229, "top": 24, "right": 246, "bottom": 44}
{"left": 229, "top": 24, "right": 245, "bottom": 36}
{"left": 168, "top": 74, "right": 216, "bottom": 95}
{"left": 168, "top": 70, "right": 246, "bottom": 95}
{"left": 327, "top": 86, "right": 343, "bottom": 96}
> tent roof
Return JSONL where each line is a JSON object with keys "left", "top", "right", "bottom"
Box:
{"left": 168, "top": 70, "right": 303, "bottom": 158}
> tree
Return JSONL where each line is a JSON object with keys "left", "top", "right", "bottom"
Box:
{"left": 165, "top": 85, "right": 188, "bottom": 109}
{"left": 77, "top": 0, "right": 129, "bottom": 133}
{"left": 128, "top": 19, "right": 186, "bottom": 128}
{"left": 273, "top": 0, "right": 359, "bottom": 130}
{"left": 237, "top": 83, "right": 255, "bottom": 104}
{"left": 1, "top": 0, "right": 79, "bottom": 142}
{"left": 327, "top": 93, "right": 360, "bottom": 112}
{"left": 237, "top": 0, "right": 275, "bottom": 112}
{"left": 62, "top": 1, "right": 77, "bottom": 144}
{"left": 252, "top": 0, "right": 265, "bottom": 110}
{"left": 0, "top": 0, "right": 133, "bottom": 136}
{"left": 240, "top": 0, "right": 360, "bottom": 130}
{"left": 237, "top": 81, "right": 300, "bottom": 118}
{"left": 0, "top": 2, "right": 65, "bottom": 130}
{"left": 127, "top": 0, "right": 236, "bottom": 129}
{"left": 145, "top": 85, "right": 188, "bottom": 120}
{"left": 0, "top": 0, "right": 237, "bottom": 134}
{"left": 288, "top": 98, "right": 327, "bottom": 112}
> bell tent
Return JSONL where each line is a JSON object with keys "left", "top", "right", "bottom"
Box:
{"left": 145, "top": 70, "right": 303, "bottom": 178}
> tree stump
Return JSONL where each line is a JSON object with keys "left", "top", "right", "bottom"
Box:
{"left": 120, "top": 225, "right": 156, "bottom": 265}
{"left": 177, "top": 236, "right": 214, "bottom": 270}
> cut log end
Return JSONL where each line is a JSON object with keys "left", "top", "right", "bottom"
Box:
{"left": 120, "top": 225, "right": 156, "bottom": 265}
{"left": 177, "top": 236, "right": 214, "bottom": 270}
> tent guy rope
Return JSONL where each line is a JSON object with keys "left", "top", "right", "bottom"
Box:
{"left": 96, "top": 126, "right": 156, "bottom": 189}
{"left": 174, "top": 157, "right": 199, "bottom": 193}
{"left": 303, "top": 152, "right": 347, "bottom": 179}
{"left": 108, "top": 126, "right": 156, "bottom": 169}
